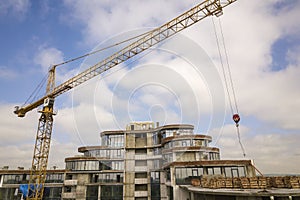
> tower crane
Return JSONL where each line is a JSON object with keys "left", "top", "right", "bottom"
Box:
{"left": 14, "top": 0, "right": 237, "bottom": 199}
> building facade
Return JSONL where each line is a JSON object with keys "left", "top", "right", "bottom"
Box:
{"left": 63, "top": 122, "right": 235, "bottom": 199}
{"left": 1, "top": 122, "right": 299, "bottom": 200}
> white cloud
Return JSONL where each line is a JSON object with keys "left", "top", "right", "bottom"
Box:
{"left": 0, "top": 103, "right": 81, "bottom": 169}
{"left": 209, "top": 124, "right": 300, "bottom": 174}
{"left": 0, "top": 0, "right": 30, "bottom": 19}
{"left": 33, "top": 46, "right": 81, "bottom": 87}
{"left": 62, "top": 0, "right": 197, "bottom": 46}
{"left": 3, "top": 0, "right": 300, "bottom": 174}
{"left": 0, "top": 144, "right": 33, "bottom": 169}
{"left": 70, "top": 35, "right": 224, "bottom": 132}
{"left": 34, "top": 46, "right": 64, "bottom": 73}
{"left": 48, "top": 140, "right": 78, "bottom": 169}
{"left": 58, "top": 0, "right": 300, "bottom": 175}
{"left": 180, "top": 0, "right": 300, "bottom": 130}
{"left": 0, "top": 66, "right": 18, "bottom": 79}
{"left": 0, "top": 103, "right": 37, "bottom": 168}
{"left": 0, "top": 103, "right": 38, "bottom": 145}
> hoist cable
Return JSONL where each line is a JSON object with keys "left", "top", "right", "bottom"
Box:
{"left": 54, "top": 30, "right": 151, "bottom": 68}
{"left": 218, "top": 18, "right": 239, "bottom": 114}
{"left": 217, "top": 18, "right": 246, "bottom": 157}
{"left": 22, "top": 74, "right": 47, "bottom": 106}
{"left": 236, "top": 125, "right": 246, "bottom": 157}
{"left": 211, "top": 17, "right": 234, "bottom": 114}
{"left": 212, "top": 17, "right": 246, "bottom": 157}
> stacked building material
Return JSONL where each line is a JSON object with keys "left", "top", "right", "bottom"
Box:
{"left": 240, "top": 177, "right": 250, "bottom": 189}
{"left": 290, "top": 177, "right": 300, "bottom": 189}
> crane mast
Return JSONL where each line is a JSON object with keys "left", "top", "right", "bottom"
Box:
{"left": 14, "top": 0, "right": 237, "bottom": 199}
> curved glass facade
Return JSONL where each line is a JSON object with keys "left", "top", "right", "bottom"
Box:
{"left": 66, "top": 160, "right": 124, "bottom": 171}
{"left": 163, "top": 139, "right": 209, "bottom": 149}
{"left": 83, "top": 149, "right": 124, "bottom": 159}
{"left": 101, "top": 134, "right": 124, "bottom": 147}
{"left": 162, "top": 128, "right": 193, "bottom": 138}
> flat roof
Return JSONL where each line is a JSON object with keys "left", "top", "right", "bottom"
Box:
{"left": 164, "top": 160, "right": 253, "bottom": 168}
{"left": 0, "top": 169, "right": 67, "bottom": 174}
{"left": 181, "top": 185, "right": 300, "bottom": 196}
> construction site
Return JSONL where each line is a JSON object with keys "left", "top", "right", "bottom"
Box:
{"left": 1, "top": 0, "right": 299, "bottom": 199}
{"left": 1, "top": 121, "right": 300, "bottom": 199}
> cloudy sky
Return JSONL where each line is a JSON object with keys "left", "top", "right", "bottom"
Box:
{"left": 0, "top": 0, "right": 299, "bottom": 174}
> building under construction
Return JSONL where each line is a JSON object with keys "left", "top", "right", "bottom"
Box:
{"left": 1, "top": 121, "right": 300, "bottom": 200}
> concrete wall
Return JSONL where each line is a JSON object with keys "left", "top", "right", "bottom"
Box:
{"left": 75, "top": 174, "right": 89, "bottom": 200}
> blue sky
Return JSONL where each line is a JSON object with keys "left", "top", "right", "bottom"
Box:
{"left": 0, "top": 0, "right": 300, "bottom": 174}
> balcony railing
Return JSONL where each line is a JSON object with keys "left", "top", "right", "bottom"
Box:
{"left": 64, "top": 179, "right": 78, "bottom": 186}
{"left": 134, "top": 190, "right": 148, "bottom": 197}
{"left": 135, "top": 178, "right": 148, "bottom": 184}
{"left": 135, "top": 166, "right": 148, "bottom": 172}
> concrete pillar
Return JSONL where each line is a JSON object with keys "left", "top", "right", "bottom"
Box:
{"left": 190, "top": 192, "right": 194, "bottom": 200}
{"left": 98, "top": 185, "right": 101, "bottom": 199}
{"left": 0, "top": 175, "right": 3, "bottom": 187}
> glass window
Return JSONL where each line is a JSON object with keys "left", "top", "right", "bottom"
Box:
{"left": 64, "top": 186, "right": 72, "bottom": 193}
{"left": 135, "top": 149, "right": 147, "bottom": 154}
{"left": 86, "top": 161, "right": 99, "bottom": 170}
{"left": 117, "top": 149, "right": 121, "bottom": 157}
{"left": 44, "top": 187, "right": 62, "bottom": 199}
{"left": 181, "top": 139, "right": 191, "bottom": 147}
{"left": 66, "top": 161, "right": 75, "bottom": 170}
{"left": 175, "top": 168, "right": 194, "bottom": 185}
{"left": 153, "top": 147, "right": 161, "bottom": 155}
{"left": 225, "top": 167, "right": 232, "bottom": 178}
{"left": 209, "top": 152, "right": 219, "bottom": 160}
{"left": 101, "top": 185, "right": 123, "bottom": 200}
{"left": 45, "top": 173, "right": 63, "bottom": 183}
{"left": 165, "top": 130, "right": 175, "bottom": 138}
{"left": 101, "top": 135, "right": 124, "bottom": 147}
{"left": 86, "top": 186, "right": 98, "bottom": 200}
{"left": 135, "top": 184, "right": 147, "bottom": 191}
{"left": 173, "top": 140, "right": 180, "bottom": 147}
{"left": 150, "top": 172, "right": 160, "bottom": 183}
{"left": 66, "top": 161, "right": 101, "bottom": 171}
{"left": 135, "top": 172, "right": 147, "bottom": 178}
{"left": 97, "top": 173, "right": 123, "bottom": 183}
{"left": 163, "top": 153, "right": 173, "bottom": 163}
{"left": 207, "top": 167, "right": 214, "bottom": 175}
{"left": 203, "top": 152, "right": 208, "bottom": 160}
{"left": 232, "top": 167, "right": 239, "bottom": 177}
{"left": 111, "top": 161, "right": 124, "bottom": 170}
{"left": 198, "top": 168, "right": 204, "bottom": 176}
{"left": 101, "top": 135, "right": 109, "bottom": 146}
{"left": 153, "top": 159, "right": 162, "bottom": 169}
{"left": 214, "top": 167, "right": 221, "bottom": 175}
{"left": 3, "top": 175, "right": 19, "bottom": 184}
{"left": 192, "top": 168, "right": 198, "bottom": 177}
{"left": 151, "top": 172, "right": 160, "bottom": 199}
{"left": 166, "top": 169, "right": 171, "bottom": 181}
{"left": 238, "top": 166, "right": 246, "bottom": 177}
{"left": 152, "top": 132, "right": 160, "bottom": 145}
{"left": 135, "top": 160, "right": 147, "bottom": 166}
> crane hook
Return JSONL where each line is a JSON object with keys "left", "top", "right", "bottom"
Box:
{"left": 233, "top": 113, "right": 240, "bottom": 127}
